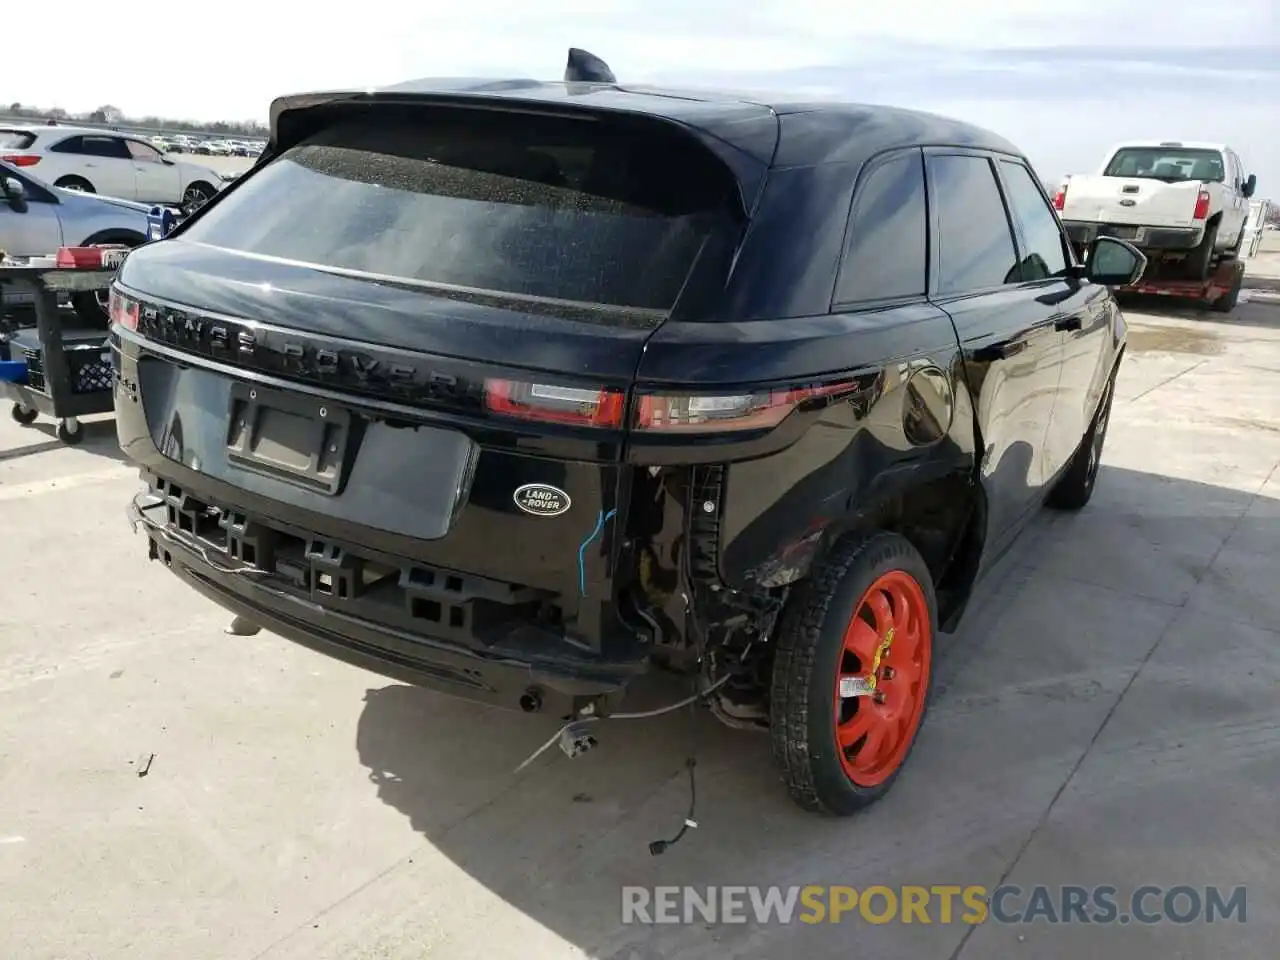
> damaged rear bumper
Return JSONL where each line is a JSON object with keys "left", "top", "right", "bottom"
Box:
{"left": 127, "top": 483, "right": 647, "bottom": 716}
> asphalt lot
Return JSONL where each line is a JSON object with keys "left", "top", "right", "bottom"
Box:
{"left": 2, "top": 245, "right": 1279, "bottom": 960}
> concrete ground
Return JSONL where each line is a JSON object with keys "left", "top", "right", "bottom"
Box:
{"left": 2, "top": 262, "right": 1279, "bottom": 959}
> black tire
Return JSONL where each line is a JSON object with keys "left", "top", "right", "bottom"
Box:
{"left": 11, "top": 402, "right": 38, "bottom": 425}
{"left": 770, "top": 530, "right": 938, "bottom": 815}
{"left": 56, "top": 419, "right": 84, "bottom": 445}
{"left": 1046, "top": 367, "right": 1117, "bottom": 511}
{"left": 1184, "top": 221, "right": 1218, "bottom": 282}
{"left": 1212, "top": 265, "right": 1243, "bottom": 313}
{"left": 182, "top": 181, "right": 216, "bottom": 213}
{"left": 54, "top": 176, "right": 95, "bottom": 194}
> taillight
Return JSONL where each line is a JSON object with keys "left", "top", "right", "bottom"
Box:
{"left": 634, "top": 383, "right": 851, "bottom": 433}
{"left": 55, "top": 246, "right": 108, "bottom": 269}
{"left": 1193, "top": 188, "right": 1211, "bottom": 220}
{"left": 108, "top": 288, "right": 139, "bottom": 331}
{"left": 0, "top": 154, "right": 40, "bottom": 167}
{"left": 482, "top": 378, "right": 853, "bottom": 432}
{"left": 1052, "top": 184, "right": 1067, "bottom": 211}
{"left": 483, "top": 378, "right": 625, "bottom": 428}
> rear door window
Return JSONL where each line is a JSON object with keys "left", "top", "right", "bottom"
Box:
{"left": 834, "top": 151, "right": 928, "bottom": 305}
{"left": 997, "top": 160, "right": 1069, "bottom": 281}
{"left": 81, "top": 136, "right": 132, "bottom": 159}
{"left": 0, "top": 130, "right": 36, "bottom": 150}
{"left": 50, "top": 135, "right": 132, "bottom": 159}
{"left": 180, "top": 110, "right": 744, "bottom": 313}
{"left": 928, "top": 154, "right": 1020, "bottom": 294}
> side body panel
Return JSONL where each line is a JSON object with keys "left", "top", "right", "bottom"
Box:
{"left": 922, "top": 147, "right": 1064, "bottom": 552}
{"left": 989, "top": 157, "right": 1119, "bottom": 478}
{"left": 635, "top": 305, "right": 972, "bottom": 591}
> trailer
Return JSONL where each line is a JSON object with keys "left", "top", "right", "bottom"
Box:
{"left": 1117, "top": 255, "right": 1245, "bottom": 313}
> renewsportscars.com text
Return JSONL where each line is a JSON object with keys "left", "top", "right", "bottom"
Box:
{"left": 622, "top": 884, "right": 1247, "bottom": 926}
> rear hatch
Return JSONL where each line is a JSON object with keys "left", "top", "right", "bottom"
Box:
{"left": 115, "top": 99, "right": 757, "bottom": 607}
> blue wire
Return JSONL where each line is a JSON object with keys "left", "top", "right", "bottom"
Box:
{"left": 578, "top": 508, "right": 617, "bottom": 596}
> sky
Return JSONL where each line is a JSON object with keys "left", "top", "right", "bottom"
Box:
{"left": 6, "top": 0, "right": 1278, "bottom": 191}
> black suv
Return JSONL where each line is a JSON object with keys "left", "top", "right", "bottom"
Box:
{"left": 109, "top": 51, "right": 1144, "bottom": 815}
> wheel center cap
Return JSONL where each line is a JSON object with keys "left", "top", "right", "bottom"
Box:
{"left": 840, "top": 627, "right": 894, "bottom": 698}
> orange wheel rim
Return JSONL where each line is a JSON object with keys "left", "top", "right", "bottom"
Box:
{"left": 833, "top": 569, "right": 932, "bottom": 787}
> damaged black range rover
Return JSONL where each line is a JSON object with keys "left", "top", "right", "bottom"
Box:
{"left": 110, "top": 50, "right": 1144, "bottom": 815}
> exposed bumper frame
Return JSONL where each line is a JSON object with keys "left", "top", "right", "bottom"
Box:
{"left": 127, "top": 492, "right": 641, "bottom": 717}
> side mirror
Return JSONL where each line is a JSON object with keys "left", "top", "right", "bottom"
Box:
{"left": 1242, "top": 174, "right": 1257, "bottom": 198}
{"left": 3, "top": 176, "right": 26, "bottom": 209}
{"left": 1085, "top": 236, "right": 1146, "bottom": 287}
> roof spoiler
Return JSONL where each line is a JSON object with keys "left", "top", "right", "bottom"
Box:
{"left": 564, "top": 48, "right": 616, "bottom": 84}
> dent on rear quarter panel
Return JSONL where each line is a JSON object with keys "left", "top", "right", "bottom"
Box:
{"left": 637, "top": 302, "right": 975, "bottom": 593}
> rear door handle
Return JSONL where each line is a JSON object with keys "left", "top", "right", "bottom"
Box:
{"left": 1054, "top": 314, "right": 1083, "bottom": 332}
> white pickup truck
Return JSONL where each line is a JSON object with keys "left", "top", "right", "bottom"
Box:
{"left": 1055, "top": 141, "right": 1257, "bottom": 280}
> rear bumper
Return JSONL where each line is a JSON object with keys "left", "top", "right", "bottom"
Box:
{"left": 130, "top": 486, "right": 645, "bottom": 715}
{"left": 111, "top": 329, "right": 652, "bottom": 714}
{"left": 1063, "top": 220, "right": 1203, "bottom": 251}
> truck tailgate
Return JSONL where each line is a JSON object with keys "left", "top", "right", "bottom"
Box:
{"left": 1061, "top": 175, "right": 1201, "bottom": 228}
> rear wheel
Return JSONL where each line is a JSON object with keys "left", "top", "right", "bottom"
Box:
{"left": 1184, "top": 221, "right": 1218, "bottom": 281}
{"left": 770, "top": 531, "right": 936, "bottom": 815}
{"left": 182, "top": 182, "right": 216, "bottom": 214}
{"left": 1212, "top": 265, "right": 1243, "bottom": 313}
{"left": 1046, "top": 368, "right": 1117, "bottom": 511}
{"left": 54, "top": 176, "right": 94, "bottom": 193}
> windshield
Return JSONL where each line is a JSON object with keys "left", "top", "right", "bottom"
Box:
{"left": 1104, "top": 147, "right": 1225, "bottom": 183}
{"left": 177, "top": 109, "right": 742, "bottom": 314}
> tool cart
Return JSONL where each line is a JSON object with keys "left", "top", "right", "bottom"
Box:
{"left": 0, "top": 246, "right": 128, "bottom": 445}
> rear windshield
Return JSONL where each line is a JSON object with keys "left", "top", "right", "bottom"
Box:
{"left": 1104, "top": 147, "right": 1225, "bottom": 183}
{"left": 0, "top": 130, "right": 36, "bottom": 150}
{"left": 179, "top": 108, "right": 742, "bottom": 313}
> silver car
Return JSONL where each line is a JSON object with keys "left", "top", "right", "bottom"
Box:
{"left": 2, "top": 159, "right": 152, "bottom": 322}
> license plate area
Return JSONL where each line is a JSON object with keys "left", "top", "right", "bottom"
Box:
{"left": 1101, "top": 224, "right": 1141, "bottom": 240}
{"left": 226, "top": 382, "right": 352, "bottom": 494}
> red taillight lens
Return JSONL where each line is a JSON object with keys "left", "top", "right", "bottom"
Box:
{"left": 1052, "top": 185, "right": 1067, "bottom": 211}
{"left": 1, "top": 154, "right": 40, "bottom": 167}
{"left": 108, "top": 288, "right": 139, "bottom": 331}
{"left": 55, "top": 246, "right": 106, "bottom": 269}
{"left": 634, "top": 383, "right": 851, "bottom": 433}
{"left": 1193, "top": 188, "right": 1211, "bottom": 220}
{"left": 483, "top": 378, "right": 625, "bottom": 428}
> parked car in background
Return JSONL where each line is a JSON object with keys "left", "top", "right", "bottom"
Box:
{"left": 196, "top": 140, "right": 233, "bottom": 156}
{"left": 1, "top": 159, "right": 150, "bottom": 323}
{"left": 111, "top": 52, "right": 1144, "bottom": 817}
{"left": 0, "top": 124, "right": 224, "bottom": 211}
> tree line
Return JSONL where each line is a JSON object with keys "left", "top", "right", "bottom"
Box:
{"left": 4, "top": 102, "right": 266, "bottom": 138}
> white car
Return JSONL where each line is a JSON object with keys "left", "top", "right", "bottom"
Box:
{"left": 1056, "top": 140, "right": 1257, "bottom": 280}
{"left": 0, "top": 123, "right": 224, "bottom": 210}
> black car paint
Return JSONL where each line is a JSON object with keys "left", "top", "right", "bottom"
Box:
{"left": 111, "top": 81, "right": 1125, "bottom": 714}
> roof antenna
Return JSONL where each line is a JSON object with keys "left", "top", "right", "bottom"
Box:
{"left": 565, "top": 47, "right": 616, "bottom": 83}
